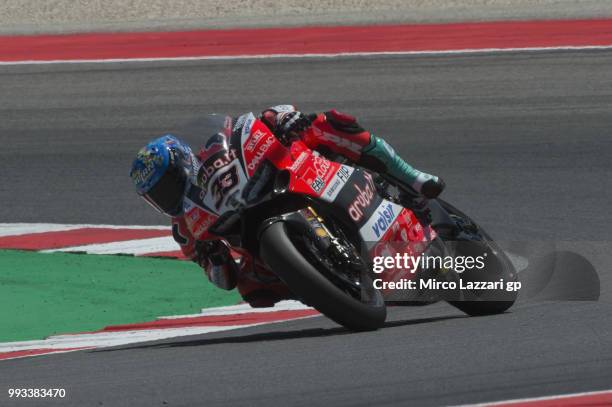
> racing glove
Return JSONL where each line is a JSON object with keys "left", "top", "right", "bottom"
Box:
{"left": 277, "top": 110, "right": 313, "bottom": 137}
{"left": 261, "top": 105, "right": 314, "bottom": 143}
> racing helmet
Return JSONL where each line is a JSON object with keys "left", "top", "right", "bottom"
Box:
{"left": 130, "top": 135, "right": 195, "bottom": 217}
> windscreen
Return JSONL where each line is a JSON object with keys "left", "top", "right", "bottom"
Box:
{"left": 174, "top": 114, "right": 233, "bottom": 159}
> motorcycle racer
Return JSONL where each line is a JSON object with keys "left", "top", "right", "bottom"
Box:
{"left": 130, "top": 106, "right": 445, "bottom": 307}
{"left": 260, "top": 105, "right": 444, "bottom": 199}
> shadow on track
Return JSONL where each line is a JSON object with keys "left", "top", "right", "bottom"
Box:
{"left": 94, "top": 314, "right": 466, "bottom": 354}
{"left": 519, "top": 250, "right": 600, "bottom": 301}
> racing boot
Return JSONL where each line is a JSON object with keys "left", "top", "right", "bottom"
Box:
{"left": 237, "top": 257, "right": 294, "bottom": 308}
{"left": 358, "top": 135, "right": 445, "bottom": 199}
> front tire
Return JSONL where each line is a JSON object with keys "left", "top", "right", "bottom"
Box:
{"left": 259, "top": 222, "right": 386, "bottom": 331}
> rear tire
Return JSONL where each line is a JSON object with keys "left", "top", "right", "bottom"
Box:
{"left": 436, "top": 200, "right": 518, "bottom": 316}
{"left": 449, "top": 238, "right": 518, "bottom": 316}
{"left": 260, "top": 221, "right": 386, "bottom": 331}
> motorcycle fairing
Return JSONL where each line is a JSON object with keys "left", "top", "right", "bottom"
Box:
{"left": 196, "top": 118, "right": 250, "bottom": 217}
{"left": 233, "top": 114, "right": 293, "bottom": 178}
{"left": 195, "top": 113, "right": 436, "bottom": 251}
{"left": 285, "top": 140, "right": 345, "bottom": 199}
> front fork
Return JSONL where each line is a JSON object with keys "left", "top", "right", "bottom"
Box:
{"left": 258, "top": 207, "right": 331, "bottom": 248}
{"left": 303, "top": 207, "right": 364, "bottom": 270}
{"left": 258, "top": 207, "right": 365, "bottom": 282}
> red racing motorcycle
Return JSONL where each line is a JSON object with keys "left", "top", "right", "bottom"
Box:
{"left": 186, "top": 114, "right": 518, "bottom": 331}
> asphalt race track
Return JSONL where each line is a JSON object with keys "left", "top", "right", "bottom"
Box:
{"left": 1, "top": 50, "right": 612, "bottom": 406}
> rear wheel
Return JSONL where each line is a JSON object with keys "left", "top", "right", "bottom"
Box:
{"left": 436, "top": 200, "right": 518, "bottom": 316}
{"left": 259, "top": 221, "right": 386, "bottom": 331}
{"left": 447, "top": 237, "right": 518, "bottom": 316}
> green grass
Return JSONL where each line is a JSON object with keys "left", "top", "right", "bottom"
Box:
{"left": 0, "top": 250, "right": 240, "bottom": 342}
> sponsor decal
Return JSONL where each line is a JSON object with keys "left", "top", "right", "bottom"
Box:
{"left": 131, "top": 148, "right": 163, "bottom": 185}
{"left": 197, "top": 149, "right": 237, "bottom": 188}
{"left": 240, "top": 113, "right": 256, "bottom": 139}
{"left": 312, "top": 154, "right": 331, "bottom": 179}
{"left": 234, "top": 112, "right": 254, "bottom": 134}
{"left": 131, "top": 163, "right": 155, "bottom": 186}
{"left": 348, "top": 172, "right": 376, "bottom": 221}
{"left": 211, "top": 165, "right": 239, "bottom": 209}
{"left": 233, "top": 115, "right": 245, "bottom": 132}
{"left": 190, "top": 157, "right": 200, "bottom": 183}
{"left": 371, "top": 202, "right": 396, "bottom": 239}
{"left": 289, "top": 151, "right": 309, "bottom": 172}
{"left": 323, "top": 178, "right": 342, "bottom": 198}
{"left": 247, "top": 135, "right": 275, "bottom": 171}
{"left": 322, "top": 165, "right": 354, "bottom": 201}
{"left": 182, "top": 197, "right": 219, "bottom": 238}
{"left": 336, "top": 165, "right": 351, "bottom": 182}
{"left": 245, "top": 129, "right": 267, "bottom": 152}
{"left": 359, "top": 201, "right": 403, "bottom": 242}
{"left": 310, "top": 176, "right": 325, "bottom": 193}
{"left": 192, "top": 213, "right": 218, "bottom": 238}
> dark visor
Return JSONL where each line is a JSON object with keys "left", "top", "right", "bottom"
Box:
{"left": 144, "top": 165, "right": 187, "bottom": 216}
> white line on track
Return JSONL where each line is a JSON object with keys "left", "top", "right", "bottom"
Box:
{"left": 0, "top": 223, "right": 85, "bottom": 237}
{"left": 0, "top": 324, "right": 288, "bottom": 353}
{"left": 1, "top": 45, "right": 612, "bottom": 66}
{"left": 0, "top": 223, "right": 167, "bottom": 237}
{"left": 42, "top": 236, "right": 179, "bottom": 255}
{"left": 160, "top": 300, "right": 313, "bottom": 319}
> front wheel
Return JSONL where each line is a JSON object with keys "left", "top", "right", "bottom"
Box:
{"left": 259, "top": 221, "right": 387, "bottom": 331}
